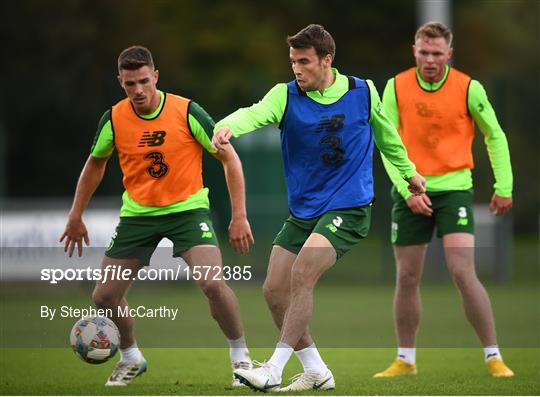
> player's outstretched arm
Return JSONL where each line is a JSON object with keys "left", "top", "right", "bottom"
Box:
{"left": 214, "top": 144, "right": 255, "bottom": 255}
{"left": 59, "top": 155, "right": 109, "bottom": 257}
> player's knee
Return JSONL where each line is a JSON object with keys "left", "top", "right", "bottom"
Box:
{"left": 263, "top": 282, "right": 288, "bottom": 307}
{"left": 290, "top": 265, "right": 315, "bottom": 291}
{"left": 262, "top": 282, "right": 274, "bottom": 301}
{"left": 92, "top": 289, "right": 120, "bottom": 309}
{"left": 449, "top": 267, "right": 476, "bottom": 288}
{"left": 397, "top": 269, "right": 421, "bottom": 289}
{"left": 200, "top": 279, "right": 224, "bottom": 299}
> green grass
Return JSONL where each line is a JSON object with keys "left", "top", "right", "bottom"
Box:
{"left": 1, "top": 348, "right": 538, "bottom": 395}
{"left": 1, "top": 283, "right": 539, "bottom": 394}
{"left": 1, "top": 284, "right": 538, "bottom": 348}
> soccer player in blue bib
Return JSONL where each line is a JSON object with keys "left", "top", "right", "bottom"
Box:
{"left": 213, "top": 24, "right": 425, "bottom": 391}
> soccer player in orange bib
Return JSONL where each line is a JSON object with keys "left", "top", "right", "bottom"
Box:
{"left": 60, "top": 46, "right": 254, "bottom": 386}
{"left": 375, "top": 22, "right": 514, "bottom": 378}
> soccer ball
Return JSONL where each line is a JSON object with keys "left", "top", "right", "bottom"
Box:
{"left": 70, "top": 316, "right": 120, "bottom": 364}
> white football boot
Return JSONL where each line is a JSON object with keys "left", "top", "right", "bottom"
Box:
{"left": 231, "top": 360, "right": 252, "bottom": 387}
{"left": 233, "top": 360, "right": 281, "bottom": 391}
{"left": 105, "top": 359, "right": 147, "bottom": 386}
{"left": 280, "top": 369, "right": 335, "bottom": 392}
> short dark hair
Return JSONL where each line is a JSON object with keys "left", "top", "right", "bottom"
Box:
{"left": 287, "top": 24, "right": 336, "bottom": 59}
{"left": 117, "top": 45, "right": 154, "bottom": 72}
{"left": 415, "top": 21, "right": 453, "bottom": 46}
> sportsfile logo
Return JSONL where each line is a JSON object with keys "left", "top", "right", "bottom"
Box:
{"left": 40, "top": 264, "right": 253, "bottom": 284}
{"left": 315, "top": 114, "right": 345, "bottom": 133}
{"left": 138, "top": 130, "right": 166, "bottom": 147}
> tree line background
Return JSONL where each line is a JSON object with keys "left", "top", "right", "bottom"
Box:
{"left": 2, "top": 0, "right": 538, "bottom": 239}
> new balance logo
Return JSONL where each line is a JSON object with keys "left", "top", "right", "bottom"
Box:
{"left": 415, "top": 102, "right": 441, "bottom": 118}
{"left": 315, "top": 114, "right": 345, "bottom": 133}
{"left": 325, "top": 224, "right": 337, "bottom": 233}
{"left": 138, "top": 131, "right": 166, "bottom": 147}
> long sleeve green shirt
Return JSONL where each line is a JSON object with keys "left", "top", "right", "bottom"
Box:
{"left": 215, "top": 68, "right": 416, "bottom": 179}
{"left": 381, "top": 66, "right": 513, "bottom": 199}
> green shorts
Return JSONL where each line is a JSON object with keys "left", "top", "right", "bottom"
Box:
{"left": 391, "top": 187, "right": 475, "bottom": 246}
{"left": 105, "top": 208, "right": 218, "bottom": 265}
{"left": 273, "top": 206, "right": 372, "bottom": 259}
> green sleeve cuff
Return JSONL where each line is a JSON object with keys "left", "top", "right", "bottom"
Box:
{"left": 401, "top": 170, "right": 417, "bottom": 179}
{"left": 494, "top": 188, "right": 512, "bottom": 198}
{"left": 381, "top": 153, "right": 414, "bottom": 200}
{"left": 398, "top": 187, "right": 413, "bottom": 200}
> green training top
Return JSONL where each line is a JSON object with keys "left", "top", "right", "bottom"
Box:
{"left": 381, "top": 65, "right": 513, "bottom": 200}
{"left": 90, "top": 91, "right": 217, "bottom": 216}
{"left": 214, "top": 68, "right": 416, "bottom": 179}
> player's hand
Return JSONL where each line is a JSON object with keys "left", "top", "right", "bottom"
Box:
{"left": 406, "top": 194, "right": 433, "bottom": 216}
{"left": 59, "top": 216, "right": 90, "bottom": 257}
{"left": 489, "top": 193, "right": 512, "bottom": 216}
{"left": 212, "top": 127, "right": 233, "bottom": 152}
{"left": 405, "top": 174, "right": 426, "bottom": 196}
{"left": 228, "top": 216, "right": 255, "bottom": 255}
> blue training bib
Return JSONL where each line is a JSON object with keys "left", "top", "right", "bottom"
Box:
{"left": 280, "top": 77, "right": 374, "bottom": 219}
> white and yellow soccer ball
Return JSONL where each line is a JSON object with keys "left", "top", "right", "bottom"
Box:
{"left": 70, "top": 317, "right": 120, "bottom": 364}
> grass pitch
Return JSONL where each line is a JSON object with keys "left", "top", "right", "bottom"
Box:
{"left": 1, "top": 347, "right": 539, "bottom": 395}
{"left": 1, "top": 283, "right": 538, "bottom": 394}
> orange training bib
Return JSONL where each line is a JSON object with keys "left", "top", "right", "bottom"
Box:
{"left": 395, "top": 67, "right": 474, "bottom": 175}
{"left": 111, "top": 93, "right": 203, "bottom": 206}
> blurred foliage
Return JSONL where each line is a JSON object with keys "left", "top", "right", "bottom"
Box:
{"left": 2, "top": 0, "right": 539, "bottom": 234}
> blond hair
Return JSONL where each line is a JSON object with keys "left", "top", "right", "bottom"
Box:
{"left": 415, "top": 21, "right": 453, "bottom": 46}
